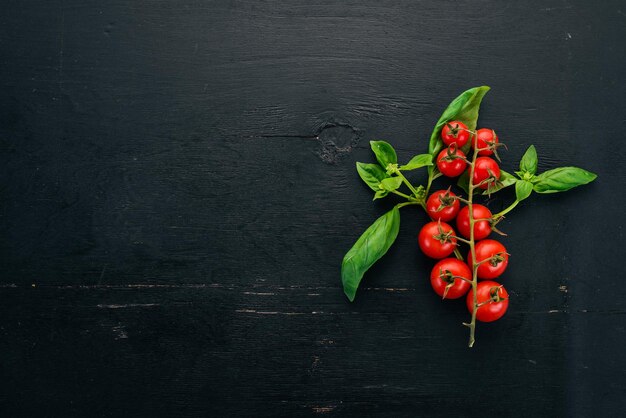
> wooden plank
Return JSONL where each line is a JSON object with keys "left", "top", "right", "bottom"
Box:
{"left": 0, "top": 0, "right": 624, "bottom": 416}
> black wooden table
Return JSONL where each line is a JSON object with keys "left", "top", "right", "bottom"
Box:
{"left": 1, "top": 1, "right": 625, "bottom": 417}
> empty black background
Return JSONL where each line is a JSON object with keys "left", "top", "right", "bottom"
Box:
{"left": 1, "top": 1, "right": 625, "bottom": 417}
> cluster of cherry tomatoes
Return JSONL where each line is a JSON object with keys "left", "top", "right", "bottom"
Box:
{"left": 418, "top": 120, "right": 509, "bottom": 323}
{"left": 437, "top": 121, "right": 502, "bottom": 188}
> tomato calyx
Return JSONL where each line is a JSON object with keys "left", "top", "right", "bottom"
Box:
{"left": 491, "top": 136, "right": 508, "bottom": 159}
{"left": 438, "top": 269, "right": 456, "bottom": 299}
{"left": 475, "top": 251, "right": 509, "bottom": 268}
{"left": 488, "top": 285, "right": 508, "bottom": 303}
{"left": 475, "top": 286, "right": 507, "bottom": 307}
{"left": 473, "top": 129, "right": 506, "bottom": 159}
{"left": 471, "top": 215, "right": 507, "bottom": 236}
{"left": 488, "top": 216, "right": 507, "bottom": 236}
{"left": 438, "top": 268, "right": 471, "bottom": 299}
{"left": 435, "top": 187, "right": 456, "bottom": 212}
{"left": 445, "top": 122, "right": 464, "bottom": 138}
{"left": 441, "top": 143, "right": 466, "bottom": 163}
{"left": 438, "top": 268, "right": 456, "bottom": 284}
{"left": 475, "top": 168, "right": 498, "bottom": 188}
{"left": 432, "top": 221, "right": 456, "bottom": 245}
{"left": 478, "top": 169, "right": 506, "bottom": 195}
{"left": 482, "top": 131, "right": 506, "bottom": 161}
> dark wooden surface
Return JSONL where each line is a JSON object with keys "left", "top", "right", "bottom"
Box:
{"left": 1, "top": 1, "right": 625, "bottom": 417}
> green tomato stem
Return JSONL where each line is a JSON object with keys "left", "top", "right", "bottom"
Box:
{"left": 425, "top": 169, "right": 442, "bottom": 197}
{"left": 454, "top": 195, "right": 471, "bottom": 205}
{"left": 390, "top": 189, "right": 416, "bottom": 201}
{"left": 395, "top": 170, "right": 420, "bottom": 198}
{"left": 396, "top": 201, "right": 422, "bottom": 209}
{"left": 452, "top": 236, "right": 471, "bottom": 245}
{"left": 425, "top": 170, "right": 434, "bottom": 197}
{"left": 467, "top": 141, "right": 481, "bottom": 348}
{"left": 492, "top": 199, "right": 520, "bottom": 219}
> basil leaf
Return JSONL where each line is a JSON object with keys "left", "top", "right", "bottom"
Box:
{"left": 519, "top": 145, "right": 538, "bottom": 175}
{"left": 515, "top": 180, "right": 533, "bottom": 201}
{"left": 341, "top": 207, "right": 401, "bottom": 302}
{"left": 482, "top": 169, "right": 517, "bottom": 195}
{"left": 379, "top": 176, "right": 403, "bottom": 192}
{"left": 533, "top": 167, "right": 597, "bottom": 193}
{"left": 370, "top": 141, "right": 397, "bottom": 169}
{"left": 428, "top": 86, "right": 490, "bottom": 158}
{"left": 356, "top": 162, "right": 389, "bottom": 191}
{"left": 373, "top": 190, "right": 389, "bottom": 200}
{"left": 457, "top": 170, "right": 470, "bottom": 194}
{"left": 399, "top": 154, "right": 433, "bottom": 171}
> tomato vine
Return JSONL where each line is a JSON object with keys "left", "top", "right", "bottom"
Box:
{"left": 341, "top": 86, "right": 597, "bottom": 347}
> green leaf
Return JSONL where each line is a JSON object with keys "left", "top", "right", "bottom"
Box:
{"left": 370, "top": 141, "right": 397, "bottom": 169}
{"left": 399, "top": 154, "right": 433, "bottom": 171}
{"left": 428, "top": 86, "right": 491, "bottom": 157}
{"left": 379, "top": 176, "right": 403, "bottom": 192}
{"left": 341, "top": 207, "right": 401, "bottom": 301}
{"left": 519, "top": 145, "right": 538, "bottom": 175}
{"left": 457, "top": 170, "right": 470, "bottom": 195}
{"left": 356, "top": 162, "right": 389, "bottom": 191}
{"left": 482, "top": 170, "right": 517, "bottom": 195}
{"left": 373, "top": 190, "right": 389, "bottom": 200}
{"left": 533, "top": 167, "right": 597, "bottom": 193}
{"left": 515, "top": 180, "right": 533, "bottom": 201}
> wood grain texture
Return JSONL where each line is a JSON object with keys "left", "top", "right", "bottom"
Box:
{"left": 0, "top": 0, "right": 625, "bottom": 416}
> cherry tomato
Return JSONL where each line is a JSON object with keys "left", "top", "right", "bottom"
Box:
{"left": 468, "top": 239, "right": 509, "bottom": 279}
{"left": 456, "top": 204, "right": 492, "bottom": 240}
{"left": 472, "top": 128, "right": 499, "bottom": 156}
{"left": 472, "top": 157, "right": 500, "bottom": 190}
{"left": 426, "top": 189, "right": 460, "bottom": 222}
{"left": 441, "top": 120, "right": 470, "bottom": 148}
{"left": 466, "top": 280, "right": 509, "bottom": 322}
{"left": 436, "top": 146, "right": 467, "bottom": 178}
{"left": 418, "top": 221, "right": 458, "bottom": 259}
{"left": 430, "top": 258, "right": 471, "bottom": 299}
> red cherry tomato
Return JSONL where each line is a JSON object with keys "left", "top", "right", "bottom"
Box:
{"left": 456, "top": 204, "right": 492, "bottom": 240}
{"left": 426, "top": 190, "right": 460, "bottom": 222}
{"left": 466, "top": 280, "right": 509, "bottom": 322}
{"left": 468, "top": 239, "right": 509, "bottom": 279}
{"left": 436, "top": 146, "right": 467, "bottom": 178}
{"left": 441, "top": 120, "right": 470, "bottom": 148}
{"left": 472, "top": 157, "right": 501, "bottom": 190}
{"left": 418, "top": 221, "right": 458, "bottom": 259}
{"left": 472, "top": 128, "right": 499, "bottom": 156}
{"left": 430, "top": 258, "right": 471, "bottom": 299}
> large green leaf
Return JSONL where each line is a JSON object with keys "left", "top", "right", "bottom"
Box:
{"left": 428, "top": 86, "right": 491, "bottom": 158}
{"left": 519, "top": 145, "right": 538, "bottom": 175}
{"left": 341, "top": 207, "right": 401, "bottom": 302}
{"left": 373, "top": 190, "right": 389, "bottom": 200}
{"left": 356, "top": 162, "right": 388, "bottom": 191}
{"left": 379, "top": 176, "right": 403, "bottom": 192}
{"left": 399, "top": 154, "right": 433, "bottom": 171}
{"left": 533, "top": 167, "right": 597, "bottom": 193}
{"left": 515, "top": 180, "right": 533, "bottom": 201}
{"left": 370, "top": 141, "right": 397, "bottom": 169}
